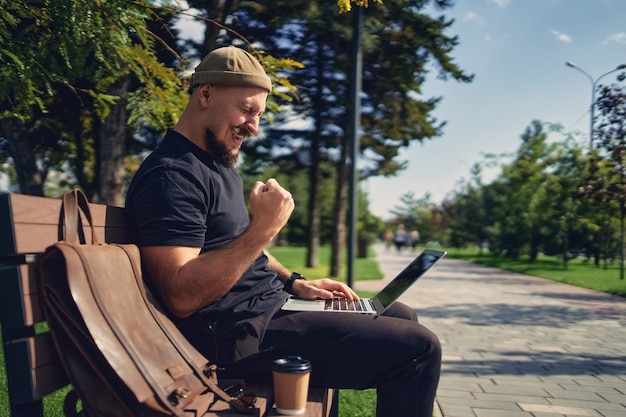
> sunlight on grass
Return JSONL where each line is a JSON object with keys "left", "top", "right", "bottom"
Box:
{"left": 446, "top": 247, "right": 626, "bottom": 298}
{"left": 339, "top": 389, "right": 376, "bottom": 417}
{"left": 267, "top": 245, "right": 383, "bottom": 281}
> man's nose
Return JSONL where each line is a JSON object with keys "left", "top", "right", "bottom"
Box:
{"left": 245, "top": 116, "right": 259, "bottom": 135}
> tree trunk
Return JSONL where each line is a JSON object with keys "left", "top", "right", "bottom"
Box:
{"left": 329, "top": 137, "right": 348, "bottom": 277}
{"left": 199, "top": 0, "right": 240, "bottom": 55}
{"left": 529, "top": 225, "right": 538, "bottom": 263}
{"left": 305, "top": 132, "right": 320, "bottom": 268}
{"left": 0, "top": 118, "right": 44, "bottom": 196}
{"left": 561, "top": 231, "right": 569, "bottom": 270}
{"left": 619, "top": 199, "right": 626, "bottom": 279}
{"left": 305, "top": 43, "right": 327, "bottom": 269}
{"left": 96, "top": 76, "right": 129, "bottom": 206}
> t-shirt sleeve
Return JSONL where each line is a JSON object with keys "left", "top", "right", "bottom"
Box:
{"left": 130, "top": 167, "right": 208, "bottom": 248}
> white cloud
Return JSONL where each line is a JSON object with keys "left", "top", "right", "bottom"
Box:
{"left": 488, "top": 0, "right": 511, "bottom": 8}
{"left": 464, "top": 11, "right": 485, "bottom": 25}
{"left": 603, "top": 32, "right": 626, "bottom": 45}
{"left": 551, "top": 29, "right": 573, "bottom": 44}
{"left": 173, "top": 8, "right": 205, "bottom": 43}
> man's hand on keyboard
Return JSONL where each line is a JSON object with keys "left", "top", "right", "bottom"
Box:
{"left": 290, "top": 278, "right": 359, "bottom": 301}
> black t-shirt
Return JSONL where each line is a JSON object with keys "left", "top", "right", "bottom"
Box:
{"left": 125, "top": 130, "right": 287, "bottom": 350}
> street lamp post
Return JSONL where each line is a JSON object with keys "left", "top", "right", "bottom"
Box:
{"left": 566, "top": 61, "right": 626, "bottom": 149}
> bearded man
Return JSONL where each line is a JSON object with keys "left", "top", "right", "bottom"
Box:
{"left": 125, "top": 46, "right": 441, "bottom": 417}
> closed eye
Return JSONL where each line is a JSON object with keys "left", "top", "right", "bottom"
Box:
{"left": 241, "top": 106, "right": 263, "bottom": 119}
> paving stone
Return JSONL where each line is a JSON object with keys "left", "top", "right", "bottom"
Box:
{"left": 473, "top": 392, "right": 551, "bottom": 404}
{"left": 435, "top": 388, "right": 476, "bottom": 399}
{"left": 519, "top": 403, "right": 600, "bottom": 416}
{"left": 545, "top": 388, "right": 606, "bottom": 401}
{"left": 595, "top": 409, "right": 626, "bottom": 417}
{"left": 547, "top": 398, "right": 626, "bottom": 411}
{"left": 439, "top": 395, "right": 524, "bottom": 410}
{"left": 473, "top": 408, "right": 532, "bottom": 417}
{"left": 556, "top": 383, "right": 622, "bottom": 394}
{"left": 479, "top": 383, "right": 549, "bottom": 396}
{"left": 528, "top": 414, "right": 569, "bottom": 417}
{"left": 438, "top": 403, "right": 477, "bottom": 417}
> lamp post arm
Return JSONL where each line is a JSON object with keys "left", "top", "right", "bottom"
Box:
{"left": 566, "top": 61, "right": 626, "bottom": 149}
{"left": 566, "top": 61, "right": 594, "bottom": 146}
{"left": 566, "top": 61, "right": 594, "bottom": 86}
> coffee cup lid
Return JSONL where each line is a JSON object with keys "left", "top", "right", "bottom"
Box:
{"left": 272, "top": 356, "right": 312, "bottom": 373}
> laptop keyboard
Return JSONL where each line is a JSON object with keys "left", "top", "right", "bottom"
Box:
{"left": 324, "top": 297, "right": 369, "bottom": 312}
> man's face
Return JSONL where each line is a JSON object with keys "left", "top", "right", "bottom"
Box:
{"left": 204, "top": 85, "right": 268, "bottom": 168}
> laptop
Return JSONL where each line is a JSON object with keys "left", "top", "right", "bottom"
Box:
{"left": 281, "top": 248, "right": 446, "bottom": 315}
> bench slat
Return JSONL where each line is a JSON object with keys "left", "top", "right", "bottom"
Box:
{"left": 0, "top": 264, "right": 44, "bottom": 330}
{"left": 4, "top": 334, "right": 69, "bottom": 403}
{"left": 0, "top": 194, "right": 130, "bottom": 256}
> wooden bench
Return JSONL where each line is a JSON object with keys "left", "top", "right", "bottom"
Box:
{"left": 0, "top": 192, "right": 337, "bottom": 417}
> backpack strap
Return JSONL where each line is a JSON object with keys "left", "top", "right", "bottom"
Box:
{"left": 61, "top": 189, "right": 98, "bottom": 245}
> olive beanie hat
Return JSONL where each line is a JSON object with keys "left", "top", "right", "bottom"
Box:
{"left": 191, "top": 46, "right": 272, "bottom": 92}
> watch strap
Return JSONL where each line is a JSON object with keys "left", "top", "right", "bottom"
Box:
{"left": 284, "top": 272, "right": 306, "bottom": 295}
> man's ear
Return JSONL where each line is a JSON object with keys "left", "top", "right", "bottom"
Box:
{"left": 197, "top": 84, "right": 212, "bottom": 106}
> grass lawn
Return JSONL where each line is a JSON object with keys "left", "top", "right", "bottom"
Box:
{"left": 445, "top": 247, "right": 626, "bottom": 298}
{"left": 266, "top": 245, "right": 383, "bottom": 282}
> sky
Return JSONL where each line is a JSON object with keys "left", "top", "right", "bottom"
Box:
{"left": 365, "top": 0, "right": 626, "bottom": 218}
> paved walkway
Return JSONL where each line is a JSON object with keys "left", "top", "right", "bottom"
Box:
{"left": 356, "top": 243, "right": 626, "bottom": 417}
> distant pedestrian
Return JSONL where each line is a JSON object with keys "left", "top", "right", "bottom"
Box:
{"left": 383, "top": 228, "right": 394, "bottom": 250}
{"left": 409, "top": 228, "right": 420, "bottom": 251}
{"left": 394, "top": 224, "right": 409, "bottom": 253}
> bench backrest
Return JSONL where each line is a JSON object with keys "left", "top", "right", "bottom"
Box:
{"left": 0, "top": 193, "right": 130, "bottom": 417}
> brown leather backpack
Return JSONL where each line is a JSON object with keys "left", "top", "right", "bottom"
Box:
{"left": 38, "top": 189, "right": 261, "bottom": 417}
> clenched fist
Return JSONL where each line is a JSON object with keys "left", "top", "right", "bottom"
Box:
{"left": 248, "top": 178, "right": 295, "bottom": 240}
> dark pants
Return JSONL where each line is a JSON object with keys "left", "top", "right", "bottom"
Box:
{"left": 219, "top": 302, "right": 441, "bottom": 417}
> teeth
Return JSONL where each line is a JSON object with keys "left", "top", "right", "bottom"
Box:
{"left": 232, "top": 127, "right": 244, "bottom": 139}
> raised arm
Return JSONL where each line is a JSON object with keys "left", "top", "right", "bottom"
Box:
{"left": 141, "top": 179, "right": 294, "bottom": 318}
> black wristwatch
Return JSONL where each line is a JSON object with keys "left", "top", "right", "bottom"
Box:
{"left": 284, "top": 272, "right": 306, "bottom": 295}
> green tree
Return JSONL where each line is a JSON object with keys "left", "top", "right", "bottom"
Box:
{"left": 356, "top": 189, "right": 385, "bottom": 258}
{"left": 0, "top": 0, "right": 187, "bottom": 202}
{"left": 427, "top": 119, "right": 626, "bottom": 269}
{"left": 585, "top": 71, "right": 626, "bottom": 278}
{"left": 444, "top": 163, "right": 493, "bottom": 252}
{"left": 0, "top": 1, "right": 301, "bottom": 203}
{"left": 485, "top": 121, "right": 554, "bottom": 260}
{"left": 538, "top": 127, "right": 589, "bottom": 268}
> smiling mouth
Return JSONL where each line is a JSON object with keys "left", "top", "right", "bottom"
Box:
{"left": 231, "top": 126, "right": 247, "bottom": 142}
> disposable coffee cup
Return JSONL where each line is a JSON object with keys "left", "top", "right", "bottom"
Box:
{"left": 272, "top": 356, "right": 312, "bottom": 415}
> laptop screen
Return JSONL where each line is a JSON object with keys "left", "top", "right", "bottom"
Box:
{"left": 374, "top": 249, "right": 446, "bottom": 310}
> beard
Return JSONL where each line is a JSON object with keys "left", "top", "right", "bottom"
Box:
{"left": 205, "top": 128, "right": 238, "bottom": 168}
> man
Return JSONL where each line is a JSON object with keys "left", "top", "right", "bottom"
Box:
{"left": 126, "top": 46, "right": 441, "bottom": 416}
